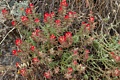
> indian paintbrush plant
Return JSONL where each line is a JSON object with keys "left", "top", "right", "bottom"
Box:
{"left": 0, "top": 0, "right": 120, "bottom": 80}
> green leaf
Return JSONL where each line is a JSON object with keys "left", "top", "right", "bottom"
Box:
{"left": 72, "top": 35, "right": 79, "bottom": 43}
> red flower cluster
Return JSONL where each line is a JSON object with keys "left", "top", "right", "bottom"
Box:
{"left": 30, "top": 45, "right": 36, "bottom": 51}
{"left": 25, "top": 8, "right": 32, "bottom": 14}
{"left": 50, "top": 34, "right": 56, "bottom": 40}
{"left": 64, "top": 11, "right": 76, "bottom": 19}
{"left": 109, "top": 52, "right": 120, "bottom": 62}
{"left": 58, "top": 36, "right": 66, "bottom": 44}
{"left": 55, "top": 19, "right": 61, "bottom": 26}
{"left": 44, "top": 71, "right": 51, "bottom": 79}
{"left": 20, "top": 68, "right": 26, "bottom": 76}
{"left": 16, "top": 62, "right": 20, "bottom": 68}
{"left": 29, "top": 3, "right": 34, "bottom": 8}
{"left": 34, "top": 18, "right": 40, "bottom": 23}
{"left": 113, "top": 68, "right": 120, "bottom": 76}
{"left": 32, "top": 29, "right": 40, "bottom": 37}
{"left": 12, "top": 50, "right": 17, "bottom": 56}
{"left": 11, "top": 20, "right": 16, "bottom": 26}
{"left": 15, "top": 38, "right": 22, "bottom": 46}
{"left": 60, "top": 0, "right": 68, "bottom": 7}
{"left": 67, "top": 67, "right": 73, "bottom": 74}
{"left": 2, "top": 8, "right": 8, "bottom": 15}
{"left": 44, "top": 12, "right": 55, "bottom": 22}
{"left": 21, "top": 16, "right": 28, "bottom": 22}
{"left": 58, "top": 32, "right": 72, "bottom": 44}
{"left": 32, "top": 57, "right": 39, "bottom": 63}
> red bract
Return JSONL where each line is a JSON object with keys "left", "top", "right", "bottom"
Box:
{"left": 58, "top": 36, "right": 66, "bottom": 44}
{"left": 32, "top": 57, "right": 39, "bottom": 63}
{"left": 35, "top": 29, "right": 40, "bottom": 33}
{"left": 21, "top": 16, "right": 28, "bottom": 22}
{"left": 110, "top": 52, "right": 115, "bottom": 55}
{"left": 68, "top": 11, "right": 76, "bottom": 17}
{"left": 89, "top": 16, "right": 95, "bottom": 22}
{"left": 20, "top": 68, "right": 26, "bottom": 76}
{"left": 44, "top": 13, "right": 50, "bottom": 19}
{"left": 60, "top": 0, "right": 68, "bottom": 7}
{"left": 34, "top": 18, "right": 40, "bottom": 23}
{"left": 30, "top": 45, "right": 35, "bottom": 51}
{"left": 11, "top": 21, "right": 16, "bottom": 26}
{"left": 73, "top": 60, "right": 78, "bottom": 65}
{"left": 67, "top": 67, "right": 73, "bottom": 74}
{"left": 25, "top": 8, "right": 32, "bottom": 14}
{"left": 55, "top": 19, "right": 61, "bottom": 25}
{"left": 32, "top": 29, "right": 40, "bottom": 36}
{"left": 17, "top": 49, "right": 22, "bottom": 53}
{"left": 73, "top": 49, "right": 78, "bottom": 55}
{"left": 29, "top": 3, "right": 34, "bottom": 8}
{"left": 64, "top": 15, "right": 69, "bottom": 19}
{"left": 12, "top": 50, "right": 17, "bottom": 56}
{"left": 86, "top": 23, "right": 90, "bottom": 27}
{"left": 50, "top": 34, "right": 56, "bottom": 40}
{"left": 44, "top": 71, "right": 51, "bottom": 79}
{"left": 2, "top": 8, "right": 8, "bottom": 15}
{"left": 81, "top": 21, "right": 86, "bottom": 25}
{"left": 50, "top": 12, "right": 55, "bottom": 18}
{"left": 85, "top": 49, "right": 90, "bottom": 54}
{"left": 58, "top": 6, "right": 63, "bottom": 12}
{"left": 65, "top": 32, "right": 72, "bottom": 38}
{"left": 113, "top": 68, "right": 120, "bottom": 76}
{"left": 15, "top": 38, "right": 22, "bottom": 46}
{"left": 16, "top": 62, "right": 20, "bottom": 68}
{"left": 114, "top": 56, "right": 120, "bottom": 62}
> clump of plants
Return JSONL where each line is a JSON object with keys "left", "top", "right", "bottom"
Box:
{"left": 0, "top": 0, "right": 120, "bottom": 80}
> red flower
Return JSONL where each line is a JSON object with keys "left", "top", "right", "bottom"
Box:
{"left": 86, "top": 23, "right": 90, "bottom": 27}
{"left": 44, "top": 12, "right": 50, "bottom": 22}
{"left": 32, "top": 57, "right": 39, "bottom": 63}
{"left": 89, "top": 16, "right": 95, "bottom": 22}
{"left": 58, "top": 36, "right": 66, "bottom": 44}
{"left": 73, "top": 60, "right": 78, "bottom": 65}
{"left": 20, "top": 68, "right": 26, "bottom": 76}
{"left": 30, "top": 45, "right": 35, "bottom": 51}
{"left": 118, "top": 40, "right": 120, "bottom": 44}
{"left": 34, "top": 18, "right": 40, "bottom": 23}
{"left": 2, "top": 8, "right": 8, "bottom": 15}
{"left": 16, "top": 62, "right": 20, "bottom": 68}
{"left": 44, "top": 12, "right": 50, "bottom": 19}
{"left": 11, "top": 21, "right": 16, "bottom": 26}
{"left": 85, "top": 49, "right": 90, "bottom": 54}
{"left": 58, "top": 6, "right": 63, "bottom": 12}
{"left": 44, "top": 71, "right": 51, "bottom": 79}
{"left": 55, "top": 19, "right": 61, "bottom": 25}
{"left": 25, "top": 8, "right": 32, "bottom": 14}
{"left": 64, "top": 15, "right": 69, "bottom": 19}
{"left": 35, "top": 29, "right": 40, "bottom": 33}
{"left": 113, "top": 68, "right": 120, "bottom": 76}
{"left": 21, "top": 16, "right": 28, "bottom": 22}
{"left": 60, "top": 0, "right": 68, "bottom": 7}
{"left": 29, "top": 3, "right": 34, "bottom": 8}
{"left": 73, "top": 49, "right": 78, "bottom": 55}
{"left": 67, "top": 67, "right": 73, "bottom": 74}
{"left": 50, "top": 12, "right": 55, "bottom": 18}
{"left": 114, "top": 56, "right": 120, "bottom": 62}
{"left": 12, "top": 50, "right": 17, "bottom": 56}
{"left": 50, "top": 34, "right": 56, "bottom": 40}
{"left": 68, "top": 11, "right": 76, "bottom": 17}
{"left": 110, "top": 52, "right": 115, "bottom": 55}
{"left": 17, "top": 49, "right": 22, "bottom": 53}
{"left": 65, "top": 32, "right": 72, "bottom": 38}
{"left": 15, "top": 38, "right": 22, "bottom": 46}
{"left": 81, "top": 21, "right": 86, "bottom": 25}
